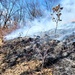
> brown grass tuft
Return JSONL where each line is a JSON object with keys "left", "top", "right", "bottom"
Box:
{"left": 0, "top": 21, "right": 18, "bottom": 45}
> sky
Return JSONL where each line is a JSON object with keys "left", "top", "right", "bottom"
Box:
{"left": 1, "top": 0, "right": 75, "bottom": 40}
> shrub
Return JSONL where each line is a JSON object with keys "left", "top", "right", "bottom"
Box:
{"left": 51, "top": 4, "right": 63, "bottom": 37}
{"left": 0, "top": 21, "right": 18, "bottom": 45}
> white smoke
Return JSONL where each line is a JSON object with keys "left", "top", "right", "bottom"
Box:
{"left": 60, "top": 0, "right": 75, "bottom": 25}
{"left": 5, "top": 0, "right": 75, "bottom": 40}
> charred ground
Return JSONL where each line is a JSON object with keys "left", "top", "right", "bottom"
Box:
{"left": 0, "top": 34, "right": 75, "bottom": 75}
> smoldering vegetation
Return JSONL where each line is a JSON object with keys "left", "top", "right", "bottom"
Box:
{"left": 0, "top": 34, "right": 75, "bottom": 75}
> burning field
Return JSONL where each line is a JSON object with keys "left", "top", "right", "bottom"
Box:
{"left": 0, "top": 0, "right": 75, "bottom": 75}
{"left": 0, "top": 34, "right": 75, "bottom": 75}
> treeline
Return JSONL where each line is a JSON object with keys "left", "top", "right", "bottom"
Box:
{"left": 0, "top": 0, "right": 58, "bottom": 40}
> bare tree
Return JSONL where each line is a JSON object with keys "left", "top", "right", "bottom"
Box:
{"left": 25, "top": 0, "right": 42, "bottom": 20}
{"left": 0, "top": 0, "right": 27, "bottom": 27}
{"left": 0, "top": 0, "right": 20, "bottom": 42}
{"left": 44, "top": 0, "right": 60, "bottom": 11}
{"left": 0, "top": 0, "right": 17, "bottom": 26}
{"left": 44, "top": 0, "right": 54, "bottom": 11}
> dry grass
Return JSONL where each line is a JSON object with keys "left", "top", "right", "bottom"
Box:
{"left": 1, "top": 60, "right": 53, "bottom": 75}
{"left": 0, "top": 38, "right": 3, "bottom": 46}
{"left": 0, "top": 21, "right": 18, "bottom": 46}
